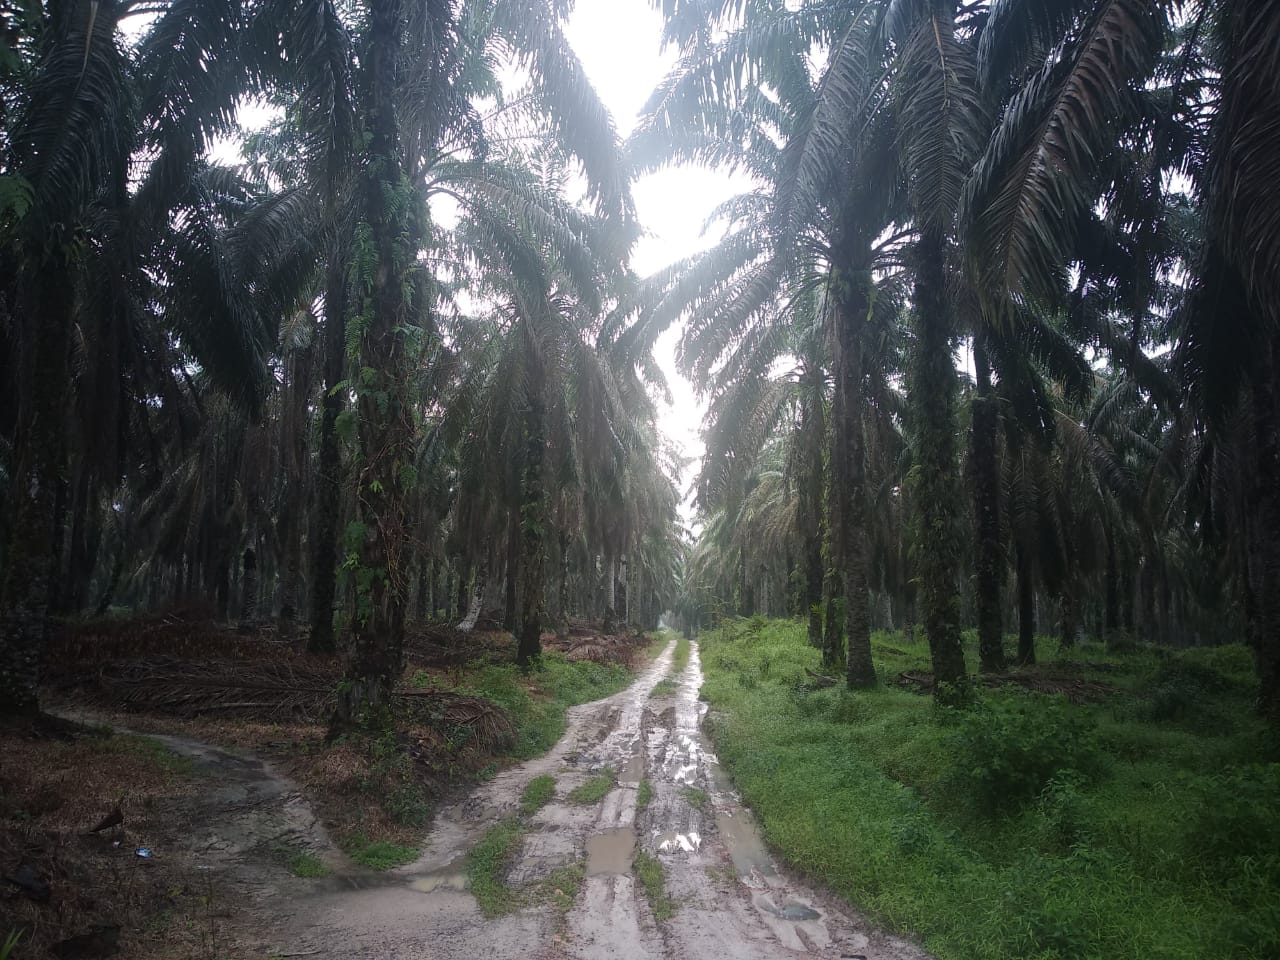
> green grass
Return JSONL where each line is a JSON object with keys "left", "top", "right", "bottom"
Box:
{"left": 683, "top": 787, "right": 709, "bottom": 811}
{"left": 466, "top": 819, "right": 526, "bottom": 916}
{"left": 348, "top": 839, "right": 418, "bottom": 871}
{"left": 530, "top": 863, "right": 585, "bottom": 914}
{"left": 520, "top": 774, "right": 556, "bottom": 816}
{"left": 636, "top": 778, "right": 654, "bottom": 811}
{"left": 434, "top": 652, "right": 633, "bottom": 760}
{"left": 697, "top": 617, "right": 1280, "bottom": 960}
{"left": 633, "top": 850, "right": 675, "bottom": 921}
{"left": 464, "top": 824, "right": 587, "bottom": 918}
{"left": 567, "top": 768, "right": 616, "bottom": 804}
{"left": 283, "top": 850, "right": 329, "bottom": 878}
{"left": 651, "top": 677, "right": 679, "bottom": 697}
{"left": 672, "top": 636, "right": 691, "bottom": 673}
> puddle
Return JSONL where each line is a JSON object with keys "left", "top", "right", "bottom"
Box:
{"left": 760, "top": 896, "right": 821, "bottom": 921}
{"left": 618, "top": 753, "right": 645, "bottom": 784}
{"left": 715, "top": 811, "right": 776, "bottom": 883}
{"left": 585, "top": 828, "right": 636, "bottom": 876}
{"left": 408, "top": 871, "right": 468, "bottom": 894}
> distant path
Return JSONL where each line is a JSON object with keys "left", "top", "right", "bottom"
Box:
{"left": 249, "top": 640, "right": 932, "bottom": 960}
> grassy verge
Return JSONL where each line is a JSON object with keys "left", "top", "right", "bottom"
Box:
{"left": 651, "top": 678, "right": 679, "bottom": 696}
{"left": 633, "top": 850, "right": 675, "bottom": 921}
{"left": 281, "top": 849, "right": 329, "bottom": 878}
{"left": 637, "top": 778, "right": 654, "bottom": 811}
{"left": 683, "top": 787, "right": 709, "bottom": 811}
{"left": 520, "top": 774, "right": 556, "bottom": 815}
{"left": 431, "top": 652, "right": 635, "bottom": 760}
{"left": 672, "top": 635, "right": 691, "bottom": 673}
{"left": 307, "top": 648, "right": 645, "bottom": 864}
{"left": 466, "top": 819, "right": 527, "bottom": 915}
{"left": 466, "top": 810, "right": 585, "bottom": 917}
{"left": 567, "top": 768, "right": 615, "bottom": 804}
{"left": 697, "top": 617, "right": 1279, "bottom": 960}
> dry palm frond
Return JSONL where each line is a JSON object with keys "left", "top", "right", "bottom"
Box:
{"left": 64, "top": 660, "right": 519, "bottom": 744}
{"left": 400, "top": 690, "right": 517, "bottom": 753}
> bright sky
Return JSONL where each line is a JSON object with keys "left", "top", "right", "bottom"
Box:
{"left": 564, "top": 0, "right": 743, "bottom": 514}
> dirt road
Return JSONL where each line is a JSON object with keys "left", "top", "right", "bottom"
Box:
{"left": 153, "top": 639, "right": 931, "bottom": 959}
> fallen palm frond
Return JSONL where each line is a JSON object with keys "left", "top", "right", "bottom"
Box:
{"left": 47, "top": 607, "right": 289, "bottom": 671}
{"left": 892, "top": 670, "right": 1114, "bottom": 704}
{"left": 544, "top": 629, "right": 650, "bottom": 667}
{"left": 399, "top": 689, "right": 517, "bottom": 753}
{"left": 54, "top": 658, "right": 516, "bottom": 749}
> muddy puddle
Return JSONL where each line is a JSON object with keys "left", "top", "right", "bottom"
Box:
{"left": 586, "top": 827, "right": 636, "bottom": 876}
{"left": 714, "top": 810, "right": 775, "bottom": 885}
{"left": 618, "top": 753, "right": 645, "bottom": 784}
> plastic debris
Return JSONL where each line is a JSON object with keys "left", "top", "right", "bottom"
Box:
{"left": 134, "top": 847, "right": 153, "bottom": 858}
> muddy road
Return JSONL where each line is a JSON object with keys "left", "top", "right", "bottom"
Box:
{"left": 149, "top": 640, "right": 931, "bottom": 959}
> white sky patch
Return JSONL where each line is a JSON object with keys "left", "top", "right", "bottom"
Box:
{"left": 566, "top": 0, "right": 750, "bottom": 515}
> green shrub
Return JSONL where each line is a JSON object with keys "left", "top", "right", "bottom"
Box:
{"left": 954, "top": 694, "right": 1102, "bottom": 813}
{"left": 386, "top": 782, "right": 431, "bottom": 827}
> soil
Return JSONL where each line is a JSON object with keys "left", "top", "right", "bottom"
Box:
{"left": 24, "top": 640, "right": 933, "bottom": 959}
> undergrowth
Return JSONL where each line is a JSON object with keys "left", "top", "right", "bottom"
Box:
{"left": 324, "top": 648, "right": 641, "bottom": 864}
{"left": 436, "top": 652, "right": 632, "bottom": 760}
{"left": 697, "top": 617, "right": 1279, "bottom": 960}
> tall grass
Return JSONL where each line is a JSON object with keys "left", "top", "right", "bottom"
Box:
{"left": 697, "top": 617, "right": 1279, "bottom": 960}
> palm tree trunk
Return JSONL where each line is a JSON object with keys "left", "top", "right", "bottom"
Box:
{"left": 972, "top": 330, "right": 1006, "bottom": 672}
{"left": 1060, "top": 586, "right": 1078, "bottom": 649}
{"left": 738, "top": 545, "right": 755, "bottom": 615}
{"left": 517, "top": 375, "right": 547, "bottom": 668}
{"left": 308, "top": 244, "right": 349, "bottom": 653}
{"left": 0, "top": 265, "right": 74, "bottom": 718}
{"left": 279, "top": 339, "right": 314, "bottom": 637}
{"left": 1016, "top": 543, "right": 1036, "bottom": 665}
{"left": 1250, "top": 341, "right": 1280, "bottom": 721}
{"left": 1104, "top": 533, "right": 1120, "bottom": 639}
{"left": 504, "top": 507, "right": 519, "bottom": 632}
{"left": 557, "top": 529, "right": 571, "bottom": 638}
{"left": 908, "top": 234, "right": 968, "bottom": 690}
{"left": 834, "top": 281, "right": 875, "bottom": 688}
{"left": 821, "top": 500, "right": 844, "bottom": 668}
{"left": 603, "top": 554, "right": 617, "bottom": 630}
{"left": 798, "top": 371, "right": 825, "bottom": 649}
{"left": 240, "top": 547, "right": 259, "bottom": 629}
{"left": 333, "top": 0, "right": 415, "bottom": 729}
{"left": 454, "top": 557, "right": 469, "bottom": 621}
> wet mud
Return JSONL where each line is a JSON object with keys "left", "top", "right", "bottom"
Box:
{"left": 91, "top": 640, "right": 935, "bottom": 959}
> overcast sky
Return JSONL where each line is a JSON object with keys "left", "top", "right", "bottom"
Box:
{"left": 564, "top": 0, "right": 743, "bottom": 513}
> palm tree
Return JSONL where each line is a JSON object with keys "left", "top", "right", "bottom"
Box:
{"left": 0, "top": 0, "right": 296, "bottom": 717}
